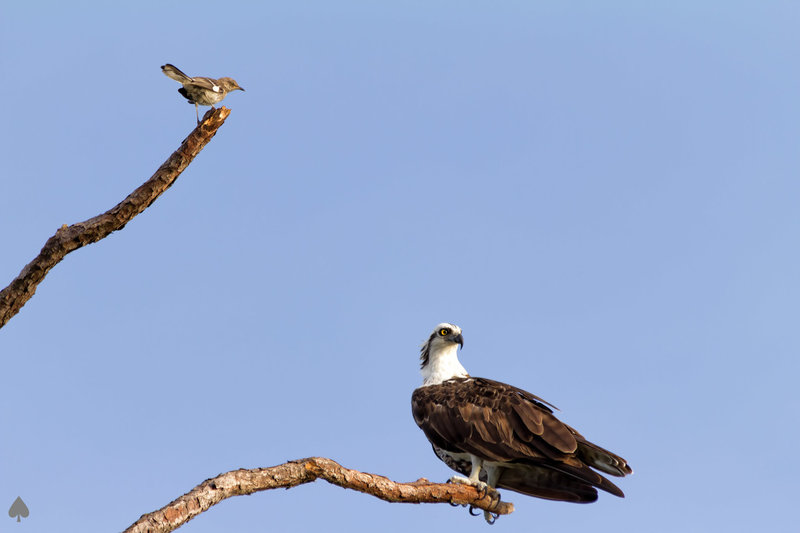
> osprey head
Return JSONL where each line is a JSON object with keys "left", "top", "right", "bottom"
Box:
{"left": 419, "top": 323, "right": 467, "bottom": 386}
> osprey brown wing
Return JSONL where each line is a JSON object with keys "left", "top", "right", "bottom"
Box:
{"left": 411, "top": 377, "right": 629, "bottom": 499}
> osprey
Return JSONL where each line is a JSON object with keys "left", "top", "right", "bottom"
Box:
{"left": 411, "top": 323, "right": 632, "bottom": 523}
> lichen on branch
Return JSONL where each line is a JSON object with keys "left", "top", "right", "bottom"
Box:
{"left": 0, "top": 108, "right": 231, "bottom": 329}
{"left": 123, "top": 457, "right": 514, "bottom": 533}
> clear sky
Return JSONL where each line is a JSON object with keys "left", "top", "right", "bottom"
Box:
{"left": 1, "top": 2, "right": 798, "bottom": 532}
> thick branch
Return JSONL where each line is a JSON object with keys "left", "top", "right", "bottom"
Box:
{"left": 123, "top": 457, "right": 515, "bottom": 533}
{"left": 0, "top": 108, "right": 231, "bottom": 329}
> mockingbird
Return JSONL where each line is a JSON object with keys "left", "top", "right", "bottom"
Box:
{"left": 161, "top": 64, "right": 245, "bottom": 124}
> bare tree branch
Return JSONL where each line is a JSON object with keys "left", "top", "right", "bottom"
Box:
{"left": 122, "top": 457, "right": 515, "bottom": 533}
{"left": 0, "top": 108, "right": 232, "bottom": 330}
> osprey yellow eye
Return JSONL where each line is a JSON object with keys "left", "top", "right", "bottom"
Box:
{"left": 439, "top": 328, "right": 450, "bottom": 336}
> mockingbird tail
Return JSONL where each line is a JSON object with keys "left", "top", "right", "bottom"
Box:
{"left": 161, "top": 64, "right": 192, "bottom": 83}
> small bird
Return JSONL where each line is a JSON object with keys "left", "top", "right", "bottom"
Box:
{"left": 411, "top": 323, "right": 632, "bottom": 523}
{"left": 161, "top": 64, "right": 244, "bottom": 124}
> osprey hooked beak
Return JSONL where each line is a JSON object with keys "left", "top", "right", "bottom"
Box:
{"left": 453, "top": 333, "right": 464, "bottom": 349}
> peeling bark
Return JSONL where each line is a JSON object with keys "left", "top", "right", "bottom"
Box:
{"left": 0, "top": 108, "right": 231, "bottom": 329}
{"left": 122, "top": 457, "right": 515, "bottom": 533}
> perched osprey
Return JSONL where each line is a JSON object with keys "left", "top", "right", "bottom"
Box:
{"left": 411, "top": 323, "right": 632, "bottom": 522}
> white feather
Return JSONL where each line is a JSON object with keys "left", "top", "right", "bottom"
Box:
{"left": 420, "top": 323, "right": 468, "bottom": 386}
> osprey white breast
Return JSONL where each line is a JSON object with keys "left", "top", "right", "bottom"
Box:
{"left": 419, "top": 323, "right": 468, "bottom": 386}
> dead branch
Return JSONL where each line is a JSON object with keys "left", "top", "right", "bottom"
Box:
{"left": 122, "top": 457, "right": 515, "bottom": 533}
{"left": 0, "top": 108, "right": 231, "bottom": 330}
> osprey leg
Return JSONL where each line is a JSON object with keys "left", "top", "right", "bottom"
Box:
{"left": 482, "top": 465, "right": 503, "bottom": 524}
{"left": 448, "top": 456, "right": 502, "bottom": 524}
{"left": 448, "top": 455, "right": 488, "bottom": 494}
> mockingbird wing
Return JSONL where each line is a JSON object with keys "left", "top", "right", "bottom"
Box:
{"left": 184, "top": 77, "right": 222, "bottom": 92}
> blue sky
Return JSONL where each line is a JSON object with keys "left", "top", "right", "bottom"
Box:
{"left": 1, "top": 2, "right": 798, "bottom": 532}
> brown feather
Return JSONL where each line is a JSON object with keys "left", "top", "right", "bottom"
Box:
{"left": 498, "top": 465, "right": 600, "bottom": 503}
{"left": 411, "top": 377, "right": 632, "bottom": 503}
{"left": 575, "top": 438, "right": 633, "bottom": 477}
